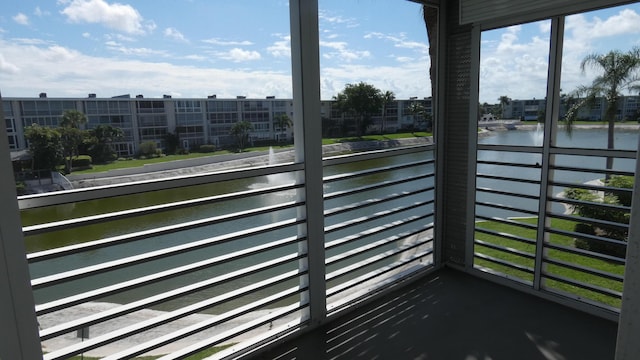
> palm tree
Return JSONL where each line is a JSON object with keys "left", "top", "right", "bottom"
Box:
{"left": 273, "top": 113, "right": 292, "bottom": 142}
{"left": 407, "top": 102, "right": 425, "bottom": 132}
{"left": 565, "top": 47, "right": 640, "bottom": 174}
{"left": 380, "top": 90, "right": 395, "bottom": 134}
{"left": 230, "top": 120, "right": 253, "bottom": 152}
{"left": 498, "top": 95, "right": 511, "bottom": 119}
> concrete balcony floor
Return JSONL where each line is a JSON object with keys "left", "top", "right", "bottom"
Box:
{"left": 253, "top": 268, "right": 617, "bottom": 360}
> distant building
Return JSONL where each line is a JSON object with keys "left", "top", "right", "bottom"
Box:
{"left": 501, "top": 95, "right": 640, "bottom": 122}
{"left": 3, "top": 94, "right": 433, "bottom": 157}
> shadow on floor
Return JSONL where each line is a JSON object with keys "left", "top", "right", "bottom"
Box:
{"left": 252, "top": 268, "right": 618, "bottom": 360}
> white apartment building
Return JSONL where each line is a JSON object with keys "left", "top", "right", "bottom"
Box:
{"left": 3, "top": 94, "right": 433, "bottom": 157}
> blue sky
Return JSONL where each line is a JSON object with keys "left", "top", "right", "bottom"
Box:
{"left": 480, "top": 4, "right": 640, "bottom": 103}
{"left": 1, "top": 1, "right": 639, "bottom": 102}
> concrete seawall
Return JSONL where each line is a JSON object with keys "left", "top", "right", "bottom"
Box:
{"left": 67, "top": 137, "right": 433, "bottom": 188}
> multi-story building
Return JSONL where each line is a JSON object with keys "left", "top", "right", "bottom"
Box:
{"left": 502, "top": 95, "right": 640, "bottom": 121}
{"left": 3, "top": 94, "right": 432, "bottom": 157}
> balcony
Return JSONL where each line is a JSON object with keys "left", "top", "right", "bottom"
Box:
{"left": 255, "top": 268, "right": 618, "bottom": 360}
{"left": 6, "top": 136, "right": 630, "bottom": 360}
{"left": 16, "top": 144, "right": 435, "bottom": 360}
{"left": 3, "top": 1, "right": 640, "bottom": 359}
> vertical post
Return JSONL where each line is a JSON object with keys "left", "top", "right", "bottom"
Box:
{"left": 534, "top": 16, "right": 564, "bottom": 289}
{"left": 615, "top": 135, "right": 640, "bottom": 359}
{"left": 432, "top": 2, "right": 445, "bottom": 267}
{"left": 289, "top": 0, "right": 325, "bottom": 325}
{"left": 0, "top": 92, "right": 42, "bottom": 359}
{"left": 464, "top": 24, "right": 481, "bottom": 269}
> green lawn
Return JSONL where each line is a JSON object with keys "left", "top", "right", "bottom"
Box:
{"left": 474, "top": 217, "right": 624, "bottom": 308}
{"left": 71, "top": 133, "right": 431, "bottom": 174}
{"left": 321, "top": 131, "right": 432, "bottom": 145}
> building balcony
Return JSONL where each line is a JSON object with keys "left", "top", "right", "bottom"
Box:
{"left": 3, "top": 1, "right": 640, "bottom": 359}
{"left": 5, "top": 138, "right": 630, "bottom": 359}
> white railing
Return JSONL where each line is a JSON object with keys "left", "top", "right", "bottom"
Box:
{"left": 20, "top": 144, "right": 436, "bottom": 359}
{"left": 474, "top": 142, "right": 634, "bottom": 318}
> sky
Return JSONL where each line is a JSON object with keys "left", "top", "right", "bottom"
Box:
{"left": 1, "top": 1, "right": 639, "bottom": 103}
{"left": 480, "top": 3, "right": 640, "bottom": 104}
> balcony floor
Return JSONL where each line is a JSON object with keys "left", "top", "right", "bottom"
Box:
{"left": 252, "top": 268, "right": 618, "bottom": 360}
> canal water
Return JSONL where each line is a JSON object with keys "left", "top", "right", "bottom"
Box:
{"left": 23, "top": 128, "right": 638, "bottom": 310}
{"left": 477, "top": 127, "right": 639, "bottom": 219}
{"left": 24, "top": 149, "right": 434, "bottom": 310}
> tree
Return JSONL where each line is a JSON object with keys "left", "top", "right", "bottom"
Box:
{"left": 230, "top": 120, "right": 253, "bottom": 152}
{"left": 86, "top": 125, "right": 124, "bottom": 163}
{"left": 407, "top": 101, "right": 426, "bottom": 132}
{"left": 59, "top": 110, "right": 88, "bottom": 173}
{"left": 163, "top": 132, "right": 180, "bottom": 155}
{"left": 273, "top": 113, "right": 292, "bottom": 142}
{"left": 24, "top": 124, "right": 63, "bottom": 171}
{"left": 380, "top": 90, "right": 395, "bottom": 134}
{"left": 333, "top": 82, "right": 383, "bottom": 137}
{"left": 565, "top": 48, "right": 640, "bottom": 176}
{"left": 498, "top": 95, "right": 511, "bottom": 119}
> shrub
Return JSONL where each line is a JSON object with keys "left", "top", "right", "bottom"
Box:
{"left": 606, "top": 175, "right": 634, "bottom": 207}
{"left": 565, "top": 183, "right": 631, "bottom": 258}
{"left": 139, "top": 141, "right": 158, "bottom": 157}
{"left": 16, "top": 181, "right": 26, "bottom": 195}
{"left": 72, "top": 155, "right": 92, "bottom": 168}
{"left": 199, "top": 144, "right": 216, "bottom": 153}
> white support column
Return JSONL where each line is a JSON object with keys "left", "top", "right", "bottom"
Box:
{"left": 289, "top": 0, "right": 326, "bottom": 325}
{"left": 615, "top": 136, "right": 640, "bottom": 359}
{"left": 0, "top": 92, "right": 42, "bottom": 359}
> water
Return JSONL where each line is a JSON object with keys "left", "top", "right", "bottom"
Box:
{"left": 24, "top": 147, "right": 434, "bottom": 310}
{"left": 23, "top": 130, "right": 638, "bottom": 308}
{"left": 477, "top": 127, "right": 639, "bottom": 219}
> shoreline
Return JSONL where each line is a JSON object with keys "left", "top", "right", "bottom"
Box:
{"left": 66, "top": 137, "right": 433, "bottom": 188}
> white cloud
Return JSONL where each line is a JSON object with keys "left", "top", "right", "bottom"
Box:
{"left": 321, "top": 60, "right": 431, "bottom": 99}
{"left": 13, "top": 38, "right": 53, "bottom": 46}
{"left": 34, "top": 6, "right": 51, "bottom": 17}
{"left": 13, "top": 13, "right": 30, "bottom": 26}
{"left": 320, "top": 40, "right": 371, "bottom": 62}
{"left": 479, "top": 22, "right": 551, "bottom": 103}
{"left": 319, "top": 10, "right": 359, "bottom": 28}
{"left": 395, "top": 56, "right": 413, "bottom": 63}
{"left": 60, "top": 0, "right": 148, "bottom": 35}
{"left": 82, "top": 32, "right": 91, "bottom": 38}
{"left": 215, "top": 48, "right": 261, "bottom": 62}
{"left": 182, "top": 54, "right": 206, "bottom": 61}
{"left": 202, "top": 38, "right": 254, "bottom": 46}
{"left": 567, "top": 8, "right": 640, "bottom": 40}
{"left": 364, "top": 32, "right": 429, "bottom": 52}
{"left": 0, "top": 35, "right": 431, "bottom": 100}
{"left": 0, "top": 54, "right": 20, "bottom": 74}
{"left": 164, "top": 27, "right": 187, "bottom": 42}
{"left": 105, "top": 41, "right": 168, "bottom": 57}
{"left": 267, "top": 35, "right": 290, "bottom": 58}
{"left": 0, "top": 39, "right": 292, "bottom": 99}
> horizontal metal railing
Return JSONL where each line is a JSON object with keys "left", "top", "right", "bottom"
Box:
{"left": 322, "top": 145, "right": 436, "bottom": 313}
{"left": 473, "top": 141, "right": 634, "bottom": 316}
{"left": 20, "top": 145, "right": 436, "bottom": 359}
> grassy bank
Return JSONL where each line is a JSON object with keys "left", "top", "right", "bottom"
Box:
{"left": 71, "top": 132, "right": 432, "bottom": 175}
{"left": 475, "top": 217, "right": 624, "bottom": 308}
